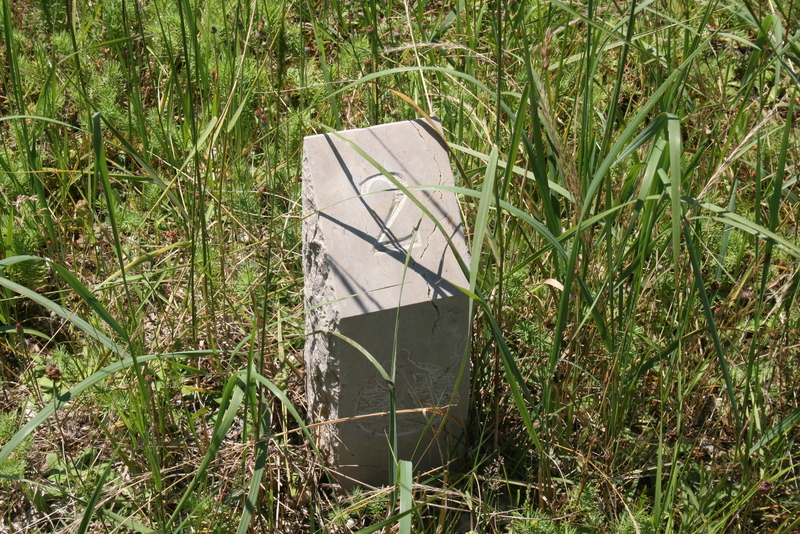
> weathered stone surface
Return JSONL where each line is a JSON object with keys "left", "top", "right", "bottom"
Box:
{"left": 302, "top": 118, "right": 471, "bottom": 488}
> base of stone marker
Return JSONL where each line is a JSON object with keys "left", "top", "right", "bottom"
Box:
{"left": 307, "top": 295, "right": 470, "bottom": 489}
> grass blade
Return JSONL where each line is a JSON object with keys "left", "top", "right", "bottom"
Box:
{"left": 749, "top": 406, "right": 800, "bottom": 456}
{"left": 0, "top": 262, "right": 125, "bottom": 357}
{"left": 667, "top": 114, "right": 682, "bottom": 269}
{"left": 76, "top": 446, "right": 120, "bottom": 534}
{"left": 682, "top": 222, "right": 740, "bottom": 429}
{"left": 236, "top": 399, "right": 271, "bottom": 534}
{"left": 470, "top": 146, "right": 498, "bottom": 290}
{"left": 167, "top": 372, "right": 248, "bottom": 526}
{"left": 398, "top": 459, "right": 413, "bottom": 534}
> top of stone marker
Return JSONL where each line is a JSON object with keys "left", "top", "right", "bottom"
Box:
{"left": 303, "top": 118, "right": 469, "bottom": 318}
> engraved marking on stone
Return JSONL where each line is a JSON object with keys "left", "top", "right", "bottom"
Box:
{"left": 359, "top": 173, "right": 421, "bottom": 253}
{"left": 355, "top": 349, "right": 455, "bottom": 436}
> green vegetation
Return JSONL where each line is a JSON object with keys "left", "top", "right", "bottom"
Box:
{"left": 1, "top": 0, "right": 799, "bottom": 532}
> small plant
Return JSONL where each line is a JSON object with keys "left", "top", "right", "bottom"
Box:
{"left": 42, "top": 447, "right": 113, "bottom": 502}
{"left": 0, "top": 413, "right": 28, "bottom": 489}
{"left": 508, "top": 514, "right": 576, "bottom": 534}
{"left": 1, "top": 204, "right": 47, "bottom": 288}
{"left": 618, "top": 510, "right": 656, "bottom": 534}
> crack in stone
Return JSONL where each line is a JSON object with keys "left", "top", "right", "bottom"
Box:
{"left": 412, "top": 124, "right": 447, "bottom": 263}
{"left": 430, "top": 299, "right": 441, "bottom": 335}
{"left": 414, "top": 122, "right": 446, "bottom": 187}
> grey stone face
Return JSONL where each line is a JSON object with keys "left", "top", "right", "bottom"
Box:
{"left": 302, "top": 118, "right": 471, "bottom": 488}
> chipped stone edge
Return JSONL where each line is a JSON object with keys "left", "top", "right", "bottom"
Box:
{"left": 302, "top": 143, "right": 340, "bottom": 467}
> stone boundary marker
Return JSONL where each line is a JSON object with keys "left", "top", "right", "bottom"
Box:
{"left": 302, "top": 118, "right": 471, "bottom": 488}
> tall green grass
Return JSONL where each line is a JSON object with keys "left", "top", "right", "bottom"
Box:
{"left": 1, "top": 0, "right": 798, "bottom": 532}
